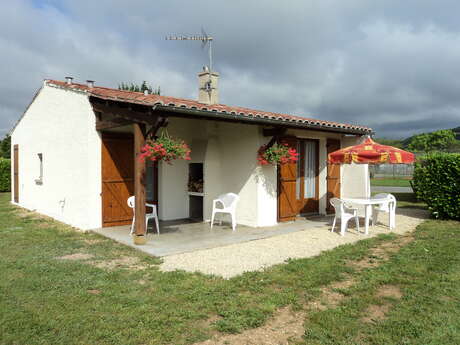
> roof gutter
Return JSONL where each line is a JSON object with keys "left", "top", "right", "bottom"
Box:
{"left": 151, "top": 104, "right": 373, "bottom": 136}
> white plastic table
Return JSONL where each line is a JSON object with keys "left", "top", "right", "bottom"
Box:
{"left": 341, "top": 196, "right": 393, "bottom": 235}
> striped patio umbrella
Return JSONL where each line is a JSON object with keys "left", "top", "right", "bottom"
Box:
{"left": 328, "top": 137, "right": 415, "bottom": 164}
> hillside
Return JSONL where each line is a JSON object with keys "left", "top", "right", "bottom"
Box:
{"left": 453, "top": 126, "right": 460, "bottom": 140}
{"left": 376, "top": 127, "right": 460, "bottom": 152}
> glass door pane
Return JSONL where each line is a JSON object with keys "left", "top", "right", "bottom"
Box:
{"left": 304, "top": 141, "right": 316, "bottom": 198}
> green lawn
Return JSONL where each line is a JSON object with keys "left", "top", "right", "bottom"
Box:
{"left": 371, "top": 178, "right": 412, "bottom": 187}
{"left": 1, "top": 193, "right": 459, "bottom": 344}
{"left": 375, "top": 192, "right": 427, "bottom": 209}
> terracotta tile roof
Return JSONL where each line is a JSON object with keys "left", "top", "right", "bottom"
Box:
{"left": 45, "top": 79, "right": 372, "bottom": 134}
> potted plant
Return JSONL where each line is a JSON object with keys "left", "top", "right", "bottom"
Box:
{"left": 139, "top": 131, "right": 191, "bottom": 163}
{"left": 257, "top": 143, "right": 299, "bottom": 165}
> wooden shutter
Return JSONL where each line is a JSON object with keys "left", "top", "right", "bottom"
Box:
{"left": 101, "top": 134, "right": 135, "bottom": 227}
{"left": 278, "top": 137, "right": 298, "bottom": 222}
{"left": 326, "top": 139, "right": 341, "bottom": 214}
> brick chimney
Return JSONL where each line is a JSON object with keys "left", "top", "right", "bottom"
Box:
{"left": 198, "top": 66, "right": 219, "bottom": 105}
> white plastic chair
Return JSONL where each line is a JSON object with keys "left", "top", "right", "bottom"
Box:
{"left": 210, "top": 193, "right": 240, "bottom": 231}
{"left": 127, "top": 196, "right": 160, "bottom": 235}
{"left": 371, "top": 193, "right": 396, "bottom": 229}
{"left": 330, "top": 198, "right": 360, "bottom": 236}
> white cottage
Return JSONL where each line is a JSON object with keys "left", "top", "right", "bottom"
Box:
{"left": 10, "top": 72, "right": 372, "bottom": 242}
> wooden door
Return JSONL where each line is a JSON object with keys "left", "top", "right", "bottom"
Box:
{"left": 13, "top": 145, "right": 18, "bottom": 203}
{"left": 297, "top": 139, "right": 319, "bottom": 214}
{"left": 101, "top": 134, "right": 134, "bottom": 227}
{"left": 326, "top": 139, "right": 341, "bottom": 213}
{"left": 278, "top": 137, "right": 298, "bottom": 222}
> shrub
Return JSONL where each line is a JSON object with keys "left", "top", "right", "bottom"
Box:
{"left": 0, "top": 158, "right": 11, "bottom": 192}
{"left": 412, "top": 153, "right": 460, "bottom": 220}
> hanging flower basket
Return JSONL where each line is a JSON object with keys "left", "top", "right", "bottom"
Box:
{"left": 257, "top": 143, "right": 298, "bottom": 165}
{"left": 139, "top": 131, "right": 191, "bottom": 164}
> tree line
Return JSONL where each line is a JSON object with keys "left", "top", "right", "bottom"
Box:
{"left": 0, "top": 135, "right": 10, "bottom": 159}
{"left": 376, "top": 127, "right": 460, "bottom": 153}
{"left": 118, "top": 81, "right": 160, "bottom": 95}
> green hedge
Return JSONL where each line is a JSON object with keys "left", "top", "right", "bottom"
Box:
{"left": 0, "top": 158, "right": 11, "bottom": 192}
{"left": 412, "top": 153, "right": 460, "bottom": 220}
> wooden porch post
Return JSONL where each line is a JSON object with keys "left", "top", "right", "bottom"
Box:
{"left": 133, "top": 123, "right": 147, "bottom": 244}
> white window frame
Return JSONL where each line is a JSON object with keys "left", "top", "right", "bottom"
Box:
{"left": 35, "top": 153, "right": 43, "bottom": 185}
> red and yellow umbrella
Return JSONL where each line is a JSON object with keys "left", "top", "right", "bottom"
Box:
{"left": 328, "top": 137, "right": 415, "bottom": 164}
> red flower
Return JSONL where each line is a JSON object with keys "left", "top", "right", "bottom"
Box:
{"left": 257, "top": 143, "right": 299, "bottom": 166}
{"left": 137, "top": 133, "right": 192, "bottom": 164}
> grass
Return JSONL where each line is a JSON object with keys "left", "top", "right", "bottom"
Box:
{"left": 301, "top": 219, "right": 460, "bottom": 344}
{"left": 0, "top": 192, "right": 459, "bottom": 344}
{"left": 371, "top": 177, "right": 412, "bottom": 187}
{"left": 377, "top": 192, "right": 427, "bottom": 209}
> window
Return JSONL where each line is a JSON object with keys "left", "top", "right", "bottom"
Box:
{"left": 303, "top": 141, "right": 317, "bottom": 198}
{"left": 296, "top": 141, "right": 301, "bottom": 199}
{"left": 295, "top": 140, "right": 318, "bottom": 200}
{"left": 35, "top": 153, "right": 43, "bottom": 185}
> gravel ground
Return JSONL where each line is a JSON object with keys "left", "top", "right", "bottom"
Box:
{"left": 160, "top": 208, "right": 429, "bottom": 278}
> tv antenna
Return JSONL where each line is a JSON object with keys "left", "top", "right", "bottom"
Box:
{"left": 166, "top": 29, "right": 214, "bottom": 72}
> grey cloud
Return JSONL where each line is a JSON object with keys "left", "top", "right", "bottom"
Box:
{"left": 1, "top": 0, "right": 460, "bottom": 139}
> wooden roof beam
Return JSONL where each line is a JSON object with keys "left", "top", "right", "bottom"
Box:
{"left": 90, "top": 98, "right": 163, "bottom": 126}
{"left": 263, "top": 127, "right": 287, "bottom": 137}
{"left": 146, "top": 117, "right": 169, "bottom": 139}
{"left": 95, "top": 116, "right": 134, "bottom": 130}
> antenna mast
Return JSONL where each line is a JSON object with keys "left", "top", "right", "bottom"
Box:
{"left": 166, "top": 29, "right": 214, "bottom": 72}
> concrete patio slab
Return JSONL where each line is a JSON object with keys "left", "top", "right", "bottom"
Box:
{"left": 91, "top": 208, "right": 429, "bottom": 278}
{"left": 91, "top": 216, "right": 332, "bottom": 257}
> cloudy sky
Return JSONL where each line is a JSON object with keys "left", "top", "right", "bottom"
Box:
{"left": 2, "top": 0, "right": 460, "bottom": 138}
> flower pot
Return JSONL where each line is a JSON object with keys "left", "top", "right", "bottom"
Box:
{"left": 133, "top": 234, "right": 147, "bottom": 245}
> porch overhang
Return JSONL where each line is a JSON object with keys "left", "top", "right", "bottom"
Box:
{"left": 92, "top": 98, "right": 168, "bottom": 245}
{"left": 151, "top": 104, "right": 373, "bottom": 136}
{"left": 90, "top": 96, "right": 373, "bottom": 136}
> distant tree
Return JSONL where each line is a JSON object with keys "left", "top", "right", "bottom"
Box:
{"left": 452, "top": 126, "right": 460, "bottom": 140}
{"left": 447, "top": 139, "right": 460, "bottom": 153}
{"left": 374, "top": 138, "right": 404, "bottom": 149}
{"left": 118, "top": 81, "right": 160, "bottom": 95}
{"left": 407, "top": 129, "right": 456, "bottom": 153}
{"left": 0, "top": 134, "right": 10, "bottom": 159}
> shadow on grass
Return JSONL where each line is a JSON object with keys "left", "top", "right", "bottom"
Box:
{"left": 372, "top": 192, "right": 427, "bottom": 210}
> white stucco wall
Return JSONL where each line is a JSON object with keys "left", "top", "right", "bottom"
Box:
{"left": 10, "top": 83, "right": 369, "bottom": 230}
{"left": 203, "top": 124, "right": 223, "bottom": 222}
{"left": 156, "top": 118, "right": 271, "bottom": 227}
{"left": 255, "top": 163, "right": 278, "bottom": 227}
{"left": 216, "top": 122, "right": 261, "bottom": 227}
{"left": 340, "top": 135, "right": 370, "bottom": 200}
{"left": 155, "top": 121, "right": 369, "bottom": 227}
{"left": 157, "top": 118, "right": 209, "bottom": 220}
{"left": 10, "top": 84, "right": 101, "bottom": 230}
